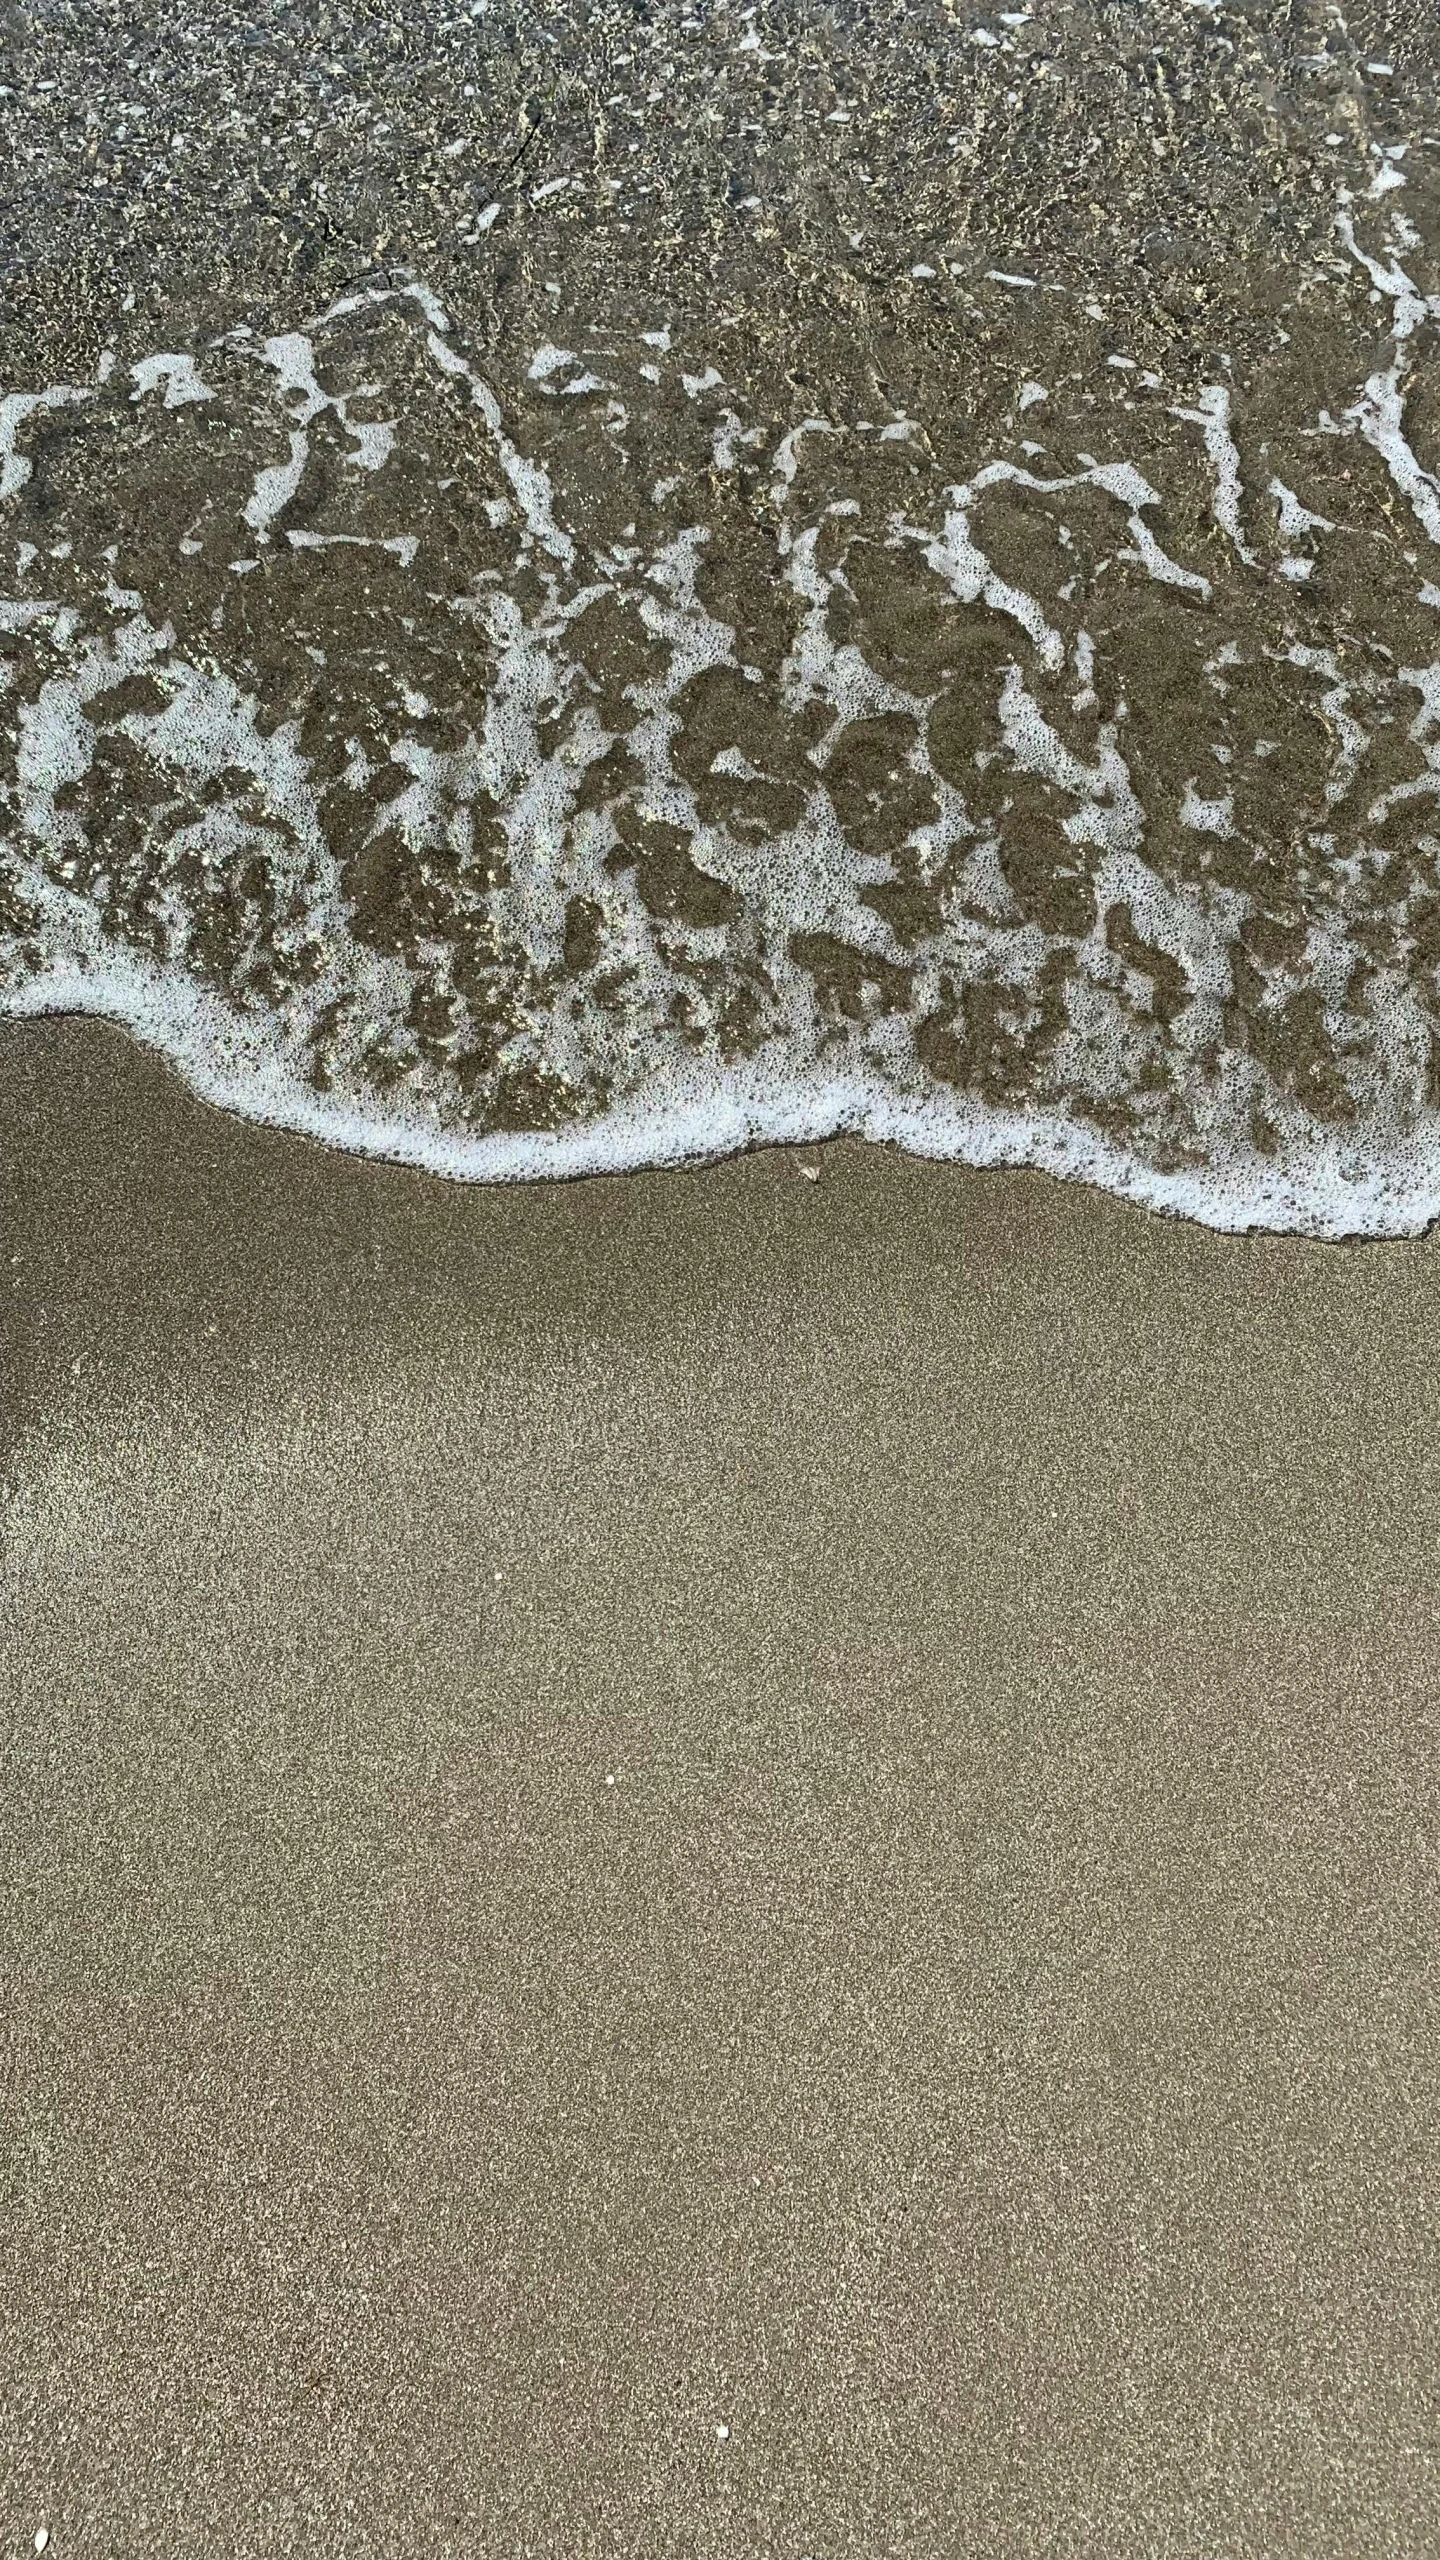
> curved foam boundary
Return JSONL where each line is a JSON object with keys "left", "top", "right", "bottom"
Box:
{"left": 8, "top": 955, "right": 1440, "bottom": 1241}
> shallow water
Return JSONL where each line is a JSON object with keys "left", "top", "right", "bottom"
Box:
{"left": 5, "top": 20, "right": 1440, "bottom": 1233}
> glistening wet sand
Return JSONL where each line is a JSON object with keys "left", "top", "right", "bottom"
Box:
{"left": 3, "top": 1015, "right": 1438, "bottom": 2557}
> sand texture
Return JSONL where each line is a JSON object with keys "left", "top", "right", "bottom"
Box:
{"left": 2, "top": 1016, "right": 1438, "bottom": 2556}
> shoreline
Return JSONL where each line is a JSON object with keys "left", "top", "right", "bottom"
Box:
{"left": 5, "top": 995, "right": 1440, "bottom": 1246}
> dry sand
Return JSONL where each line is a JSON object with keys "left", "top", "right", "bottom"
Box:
{"left": 2, "top": 1015, "right": 1438, "bottom": 2558}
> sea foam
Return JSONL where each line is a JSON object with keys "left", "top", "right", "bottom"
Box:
{"left": 6, "top": 210, "right": 1440, "bottom": 1238}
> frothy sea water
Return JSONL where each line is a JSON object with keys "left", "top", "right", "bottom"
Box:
{"left": 7, "top": 179, "right": 1440, "bottom": 1234}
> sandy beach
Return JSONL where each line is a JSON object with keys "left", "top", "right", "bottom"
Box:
{"left": 3, "top": 1012, "right": 1438, "bottom": 2556}
{"left": 6, "top": 0, "right": 1440, "bottom": 2549}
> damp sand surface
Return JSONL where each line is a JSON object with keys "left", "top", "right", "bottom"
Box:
{"left": 3, "top": 1015, "right": 1439, "bottom": 2557}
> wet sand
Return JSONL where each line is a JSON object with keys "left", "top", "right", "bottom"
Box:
{"left": 3, "top": 1014, "right": 1439, "bottom": 2557}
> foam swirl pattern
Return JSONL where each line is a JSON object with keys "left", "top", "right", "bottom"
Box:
{"left": 7, "top": 177, "right": 1440, "bottom": 1232}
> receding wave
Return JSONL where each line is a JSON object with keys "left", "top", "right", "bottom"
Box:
{"left": 6, "top": 181, "right": 1440, "bottom": 1235}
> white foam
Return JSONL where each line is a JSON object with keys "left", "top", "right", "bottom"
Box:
{"left": 129, "top": 353, "right": 215, "bottom": 409}
{"left": 1170, "top": 385, "right": 1259, "bottom": 567}
{"left": 244, "top": 428, "right": 309, "bottom": 541}
{"left": 1, "top": 384, "right": 92, "bottom": 502}
{"left": 14, "top": 939, "right": 1440, "bottom": 1239}
{"left": 8, "top": 242, "right": 1440, "bottom": 1240}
